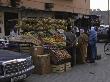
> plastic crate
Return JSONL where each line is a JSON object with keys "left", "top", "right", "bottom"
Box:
{"left": 52, "top": 64, "right": 65, "bottom": 73}
{"left": 65, "top": 62, "right": 71, "bottom": 71}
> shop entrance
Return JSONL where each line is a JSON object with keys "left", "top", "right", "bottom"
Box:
{"left": 4, "top": 12, "right": 18, "bottom": 36}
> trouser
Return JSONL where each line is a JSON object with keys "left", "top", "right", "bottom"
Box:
{"left": 66, "top": 46, "right": 76, "bottom": 66}
{"left": 90, "top": 43, "right": 97, "bottom": 60}
{"left": 79, "top": 45, "right": 87, "bottom": 63}
{"left": 87, "top": 44, "right": 92, "bottom": 60}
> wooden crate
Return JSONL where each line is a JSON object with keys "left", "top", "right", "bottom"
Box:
{"left": 19, "top": 43, "right": 32, "bottom": 53}
{"left": 20, "top": 46, "right": 31, "bottom": 53}
{"left": 65, "top": 62, "right": 71, "bottom": 71}
{"left": 52, "top": 64, "right": 65, "bottom": 73}
{"left": 19, "top": 44, "right": 30, "bottom": 46}
{"left": 33, "top": 54, "right": 51, "bottom": 75}
{"left": 20, "top": 47, "right": 30, "bottom": 50}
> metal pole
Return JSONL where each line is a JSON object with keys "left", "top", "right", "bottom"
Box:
{"left": 108, "top": 0, "right": 109, "bottom": 26}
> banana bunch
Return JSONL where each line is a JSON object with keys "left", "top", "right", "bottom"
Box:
{"left": 43, "top": 34, "right": 65, "bottom": 46}
{"left": 43, "top": 37, "right": 55, "bottom": 44}
{"left": 16, "top": 18, "right": 67, "bottom": 31}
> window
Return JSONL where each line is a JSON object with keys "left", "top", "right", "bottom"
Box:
{"left": 45, "top": 3, "right": 54, "bottom": 11}
{"left": 85, "top": 0, "right": 86, "bottom": 3}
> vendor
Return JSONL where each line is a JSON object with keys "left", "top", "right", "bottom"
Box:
{"left": 10, "top": 29, "right": 16, "bottom": 37}
{"left": 64, "top": 26, "right": 76, "bottom": 67}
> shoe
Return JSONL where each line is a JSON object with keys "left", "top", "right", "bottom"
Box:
{"left": 86, "top": 60, "right": 90, "bottom": 63}
{"left": 89, "top": 60, "right": 95, "bottom": 63}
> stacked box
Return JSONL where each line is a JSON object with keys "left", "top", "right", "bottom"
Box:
{"left": 33, "top": 54, "right": 51, "bottom": 75}
{"left": 31, "top": 46, "right": 44, "bottom": 56}
{"left": 52, "top": 64, "right": 65, "bottom": 73}
{"left": 65, "top": 62, "right": 71, "bottom": 71}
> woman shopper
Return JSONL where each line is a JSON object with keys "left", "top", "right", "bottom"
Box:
{"left": 78, "top": 29, "right": 88, "bottom": 63}
{"left": 88, "top": 27, "right": 97, "bottom": 63}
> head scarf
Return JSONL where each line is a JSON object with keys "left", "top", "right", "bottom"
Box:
{"left": 80, "top": 29, "right": 84, "bottom": 33}
{"left": 89, "top": 26, "right": 97, "bottom": 44}
{"left": 91, "top": 26, "right": 95, "bottom": 31}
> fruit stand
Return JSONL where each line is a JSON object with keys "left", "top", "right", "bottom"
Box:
{"left": 9, "top": 18, "right": 72, "bottom": 74}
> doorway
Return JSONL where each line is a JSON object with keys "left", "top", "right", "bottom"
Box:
{"left": 4, "top": 12, "right": 18, "bottom": 36}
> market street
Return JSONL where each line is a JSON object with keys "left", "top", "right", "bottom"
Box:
{"left": 25, "top": 43, "right": 110, "bottom": 82}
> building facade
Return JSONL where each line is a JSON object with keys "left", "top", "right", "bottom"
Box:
{"left": 91, "top": 10, "right": 110, "bottom": 25}
{"left": 21, "top": 0, "right": 90, "bottom": 14}
{"left": 0, "top": 0, "right": 90, "bottom": 36}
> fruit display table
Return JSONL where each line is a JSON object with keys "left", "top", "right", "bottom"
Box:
{"left": 10, "top": 18, "right": 73, "bottom": 74}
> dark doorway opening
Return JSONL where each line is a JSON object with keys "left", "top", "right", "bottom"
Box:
{"left": 4, "top": 12, "right": 18, "bottom": 36}
{"left": 55, "top": 12, "right": 70, "bottom": 19}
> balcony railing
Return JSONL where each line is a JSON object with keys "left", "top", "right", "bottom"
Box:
{"left": 10, "top": 0, "right": 21, "bottom": 7}
{"left": 45, "top": 3, "right": 54, "bottom": 11}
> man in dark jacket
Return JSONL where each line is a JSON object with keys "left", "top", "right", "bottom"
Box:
{"left": 64, "top": 26, "right": 76, "bottom": 66}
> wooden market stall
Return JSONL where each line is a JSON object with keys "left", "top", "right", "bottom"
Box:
{"left": 9, "top": 18, "right": 72, "bottom": 74}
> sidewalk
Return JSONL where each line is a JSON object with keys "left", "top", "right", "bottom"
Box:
{"left": 25, "top": 43, "right": 110, "bottom": 82}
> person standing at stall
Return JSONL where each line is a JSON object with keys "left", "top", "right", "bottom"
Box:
{"left": 64, "top": 26, "right": 76, "bottom": 67}
{"left": 78, "top": 29, "right": 88, "bottom": 63}
{"left": 107, "top": 27, "right": 110, "bottom": 41}
{"left": 89, "top": 27, "right": 97, "bottom": 63}
{"left": 73, "top": 26, "right": 80, "bottom": 37}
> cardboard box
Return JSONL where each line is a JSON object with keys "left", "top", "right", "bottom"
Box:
{"left": 33, "top": 54, "right": 51, "bottom": 75}
{"left": 32, "top": 46, "right": 44, "bottom": 56}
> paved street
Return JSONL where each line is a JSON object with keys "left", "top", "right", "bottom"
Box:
{"left": 25, "top": 43, "right": 110, "bottom": 82}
